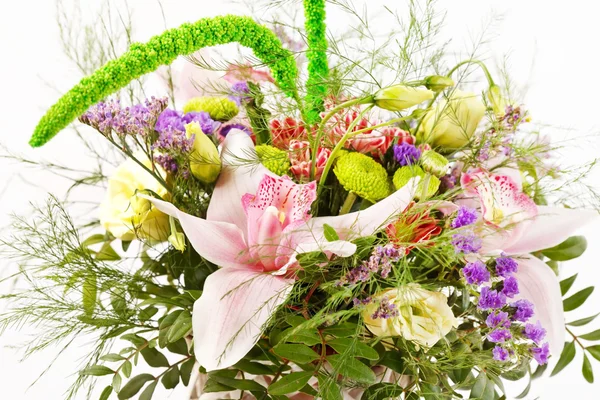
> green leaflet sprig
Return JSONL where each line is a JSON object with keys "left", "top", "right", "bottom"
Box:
{"left": 30, "top": 15, "right": 299, "bottom": 147}
{"left": 303, "top": 0, "right": 330, "bottom": 123}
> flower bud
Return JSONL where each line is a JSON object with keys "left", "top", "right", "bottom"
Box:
{"left": 419, "top": 90, "right": 485, "bottom": 149}
{"left": 393, "top": 166, "right": 440, "bottom": 200}
{"left": 185, "top": 122, "right": 221, "bottom": 184}
{"left": 424, "top": 75, "right": 455, "bottom": 92}
{"left": 374, "top": 85, "right": 434, "bottom": 111}
{"left": 420, "top": 150, "right": 449, "bottom": 178}
{"left": 168, "top": 216, "right": 186, "bottom": 252}
{"left": 487, "top": 85, "right": 507, "bottom": 116}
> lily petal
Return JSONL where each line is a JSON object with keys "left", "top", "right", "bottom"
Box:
{"left": 513, "top": 255, "right": 565, "bottom": 356}
{"left": 192, "top": 268, "right": 294, "bottom": 370}
{"left": 207, "top": 130, "right": 275, "bottom": 234}
{"left": 504, "top": 206, "right": 598, "bottom": 255}
{"left": 142, "top": 196, "right": 254, "bottom": 270}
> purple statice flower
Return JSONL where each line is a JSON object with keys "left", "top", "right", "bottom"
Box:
{"left": 451, "top": 206, "right": 478, "bottom": 229}
{"left": 340, "top": 245, "right": 401, "bottom": 284}
{"left": 156, "top": 109, "right": 185, "bottom": 132}
{"left": 353, "top": 297, "right": 372, "bottom": 307}
{"left": 501, "top": 276, "right": 520, "bottom": 298}
{"left": 531, "top": 342, "right": 550, "bottom": 365}
{"left": 511, "top": 299, "right": 535, "bottom": 322}
{"left": 440, "top": 174, "right": 457, "bottom": 191}
{"left": 493, "top": 346, "right": 510, "bottom": 362}
{"left": 375, "top": 244, "right": 402, "bottom": 278}
{"left": 495, "top": 255, "right": 518, "bottom": 277}
{"left": 486, "top": 311, "right": 511, "bottom": 329}
{"left": 182, "top": 111, "right": 221, "bottom": 135}
{"left": 154, "top": 154, "right": 179, "bottom": 174}
{"left": 488, "top": 328, "right": 512, "bottom": 343}
{"left": 462, "top": 260, "right": 490, "bottom": 286}
{"left": 153, "top": 125, "right": 195, "bottom": 154}
{"left": 220, "top": 123, "right": 253, "bottom": 137}
{"left": 371, "top": 297, "right": 399, "bottom": 320}
{"left": 393, "top": 143, "right": 421, "bottom": 166}
{"left": 451, "top": 231, "right": 482, "bottom": 254}
{"left": 229, "top": 81, "right": 252, "bottom": 106}
{"left": 523, "top": 321, "right": 546, "bottom": 344}
{"left": 477, "top": 140, "right": 491, "bottom": 162}
{"left": 339, "top": 264, "right": 371, "bottom": 285}
{"left": 478, "top": 287, "right": 507, "bottom": 310}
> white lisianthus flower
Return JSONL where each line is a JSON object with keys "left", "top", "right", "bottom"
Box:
{"left": 100, "top": 155, "right": 170, "bottom": 242}
{"left": 419, "top": 90, "right": 486, "bottom": 149}
{"left": 363, "top": 284, "right": 458, "bottom": 348}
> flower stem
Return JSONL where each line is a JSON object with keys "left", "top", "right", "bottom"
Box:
{"left": 340, "top": 192, "right": 357, "bottom": 215}
{"left": 420, "top": 174, "right": 431, "bottom": 200}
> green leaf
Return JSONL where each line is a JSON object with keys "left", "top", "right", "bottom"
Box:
{"left": 379, "top": 351, "right": 405, "bottom": 373}
{"left": 180, "top": 357, "right": 195, "bottom": 386}
{"left": 161, "top": 366, "right": 180, "bottom": 389}
{"left": 568, "top": 313, "right": 600, "bottom": 327}
{"left": 99, "top": 386, "right": 112, "bottom": 400}
{"left": 469, "top": 373, "right": 495, "bottom": 400}
{"left": 167, "top": 338, "right": 190, "bottom": 356}
{"left": 139, "top": 380, "right": 158, "bottom": 400}
{"left": 121, "top": 333, "right": 147, "bottom": 346}
{"left": 82, "top": 234, "right": 107, "bottom": 247}
{"left": 560, "top": 274, "right": 578, "bottom": 296}
{"left": 542, "top": 236, "right": 587, "bottom": 261}
{"left": 318, "top": 375, "right": 343, "bottom": 400}
{"left": 328, "top": 338, "right": 379, "bottom": 360}
{"left": 113, "top": 373, "right": 122, "bottom": 392}
{"left": 581, "top": 329, "right": 600, "bottom": 341}
{"left": 121, "top": 360, "right": 132, "bottom": 378}
{"left": 284, "top": 315, "right": 307, "bottom": 327}
{"left": 531, "top": 364, "right": 548, "bottom": 379}
{"left": 80, "top": 365, "right": 114, "bottom": 376}
{"left": 167, "top": 311, "right": 193, "bottom": 343}
{"left": 323, "top": 322, "right": 359, "bottom": 337}
{"left": 96, "top": 242, "right": 122, "bottom": 261}
{"left": 139, "top": 306, "right": 158, "bottom": 322}
{"left": 323, "top": 224, "right": 340, "bottom": 241}
{"left": 546, "top": 260, "right": 559, "bottom": 275}
{"left": 234, "top": 360, "right": 276, "bottom": 375}
{"left": 82, "top": 273, "right": 98, "bottom": 316}
{"left": 273, "top": 344, "right": 320, "bottom": 364}
{"left": 563, "top": 287, "right": 594, "bottom": 312}
{"left": 587, "top": 345, "right": 600, "bottom": 362}
{"left": 100, "top": 353, "right": 126, "bottom": 362}
{"left": 280, "top": 327, "right": 321, "bottom": 345}
{"left": 583, "top": 354, "right": 594, "bottom": 383}
{"left": 121, "top": 240, "right": 132, "bottom": 252}
{"left": 551, "top": 341, "right": 576, "bottom": 376}
{"left": 515, "top": 379, "right": 531, "bottom": 399}
{"left": 327, "top": 354, "right": 376, "bottom": 383}
{"left": 118, "top": 374, "right": 155, "bottom": 400}
{"left": 268, "top": 371, "right": 313, "bottom": 395}
{"left": 360, "top": 383, "right": 405, "bottom": 400}
{"left": 208, "top": 376, "right": 266, "bottom": 392}
{"left": 141, "top": 348, "right": 170, "bottom": 368}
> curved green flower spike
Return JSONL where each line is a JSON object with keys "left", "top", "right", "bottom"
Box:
{"left": 304, "top": 0, "right": 329, "bottom": 123}
{"left": 29, "top": 15, "right": 299, "bottom": 147}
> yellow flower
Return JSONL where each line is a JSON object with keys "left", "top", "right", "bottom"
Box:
{"left": 363, "top": 284, "right": 458, "bottom": 348}
{"left": 374, "top": 85, "right": 434, "bottom": 111}
{"left": 100, "top": 155, "right": 169, "bottom": 242}
{"left": 186, "top": 122, "right": 222, "bottom": 183}
{"left": 487, "top": 84, "right": 507, "bottom": 117}
{"left": 419, "top": 90, "right": 486, "bottom": 149}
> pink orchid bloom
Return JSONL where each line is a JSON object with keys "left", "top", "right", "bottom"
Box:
{"left": 461, "top": 168, "right": 597, "bottom": 356}
{"left": 223, "top": 64, "right": 275, "bottom": 84}
{"left": 144, "top": 130, "right": 418, "bottom": 371}
{"left": 289, "top": 140, "right": 331, "bottom": 181}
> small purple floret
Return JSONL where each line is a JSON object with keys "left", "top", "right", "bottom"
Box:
{"left": 371, "top": 297, "right": 399, "bottom": 320}
{"left": 220, "top": 123, "right": 253, "bottom": 137}
{"left": 452, "top": 231, "right": 482, "bottom": 254}
{"left": 502, "top": 276, "right": 520, "bottom": 298}
{"left": 531, "top": 342, "right": 550, "bottom": 365}
{"left": 486, "top": 311, "right": 511, "bottom": 329}
{"left": 478, "top": 287, "right": 507, "bottom": 310}
{"left": 462, "top": 260, "right": 490, "bottom": 286}
{"left": 393, "top": 143, "right": 421, "bottom": 166}
{"left": 511, "top": 299, "right": 535, "bottom": 322}
{"left": 495, "top": 255, "right": 518, "bottom": 277}
{"left": 488, "top": 328, "right": 512, "bottom": 343}
{"left": 523, "top": 321, "right": 547, "bottom": 344}
{"left": 493, "top": 346, "right": 510, "bottom": 361}
{"left": 451, "top": 206, "right": 478, "bottom": 228}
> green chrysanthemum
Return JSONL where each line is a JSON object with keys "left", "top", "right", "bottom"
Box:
{"left": 183, "top": 97, "right": 239, "bottom": 122}
{"left": 334, "top": 152, "right": 390, "bottom": 202}
{"left": 255, "top": 145, "right": 290, "bottom": 176}
{"left": 420, "top": 150, "right": 449, "bottom": 178}
{"left": 393, "top": 166, "right": 440, "bottom": 200}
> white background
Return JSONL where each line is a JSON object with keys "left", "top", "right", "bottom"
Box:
{"left": 1, "top": 0, "right": 600, "bottom": 398}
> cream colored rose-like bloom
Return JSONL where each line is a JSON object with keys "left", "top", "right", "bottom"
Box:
{"left": 363, "top": 284, "right": 458, "bottom": 348}
{"left": 100, "top": 156, "right": 170, "bottom": 242}
{"left": 419, "top": 90, "right": 486, "bottom": 149}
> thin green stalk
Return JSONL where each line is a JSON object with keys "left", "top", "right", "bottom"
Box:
{"left": 420, "top": 174, "right": 431, "bottom": 200}
{"left": 339, "top": 192, "right": 357, "bottom": 214}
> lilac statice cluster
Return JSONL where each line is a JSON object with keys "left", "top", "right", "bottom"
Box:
{"left": 339, "top": 244, "right": 402, "bottom": 286}
{"left": 451, "top": 230, "right": 482, "bottom": 254}
{"left": 393, "top": 143, "right": 421, "bottom": 166}
{"left": 370, "top": 297, "right": 399, "bottom": 320}
{"left": 152, "top": 125, "right": 195, "bottom": 174}
{"left": 461, "top": 254, "right": 550, "bottom": 364}
{"left": 229, "top": 81, "right": 251, "bottom": 106}
{"left": 79, "top": 97, "right": 168, "bottom": 138}
{"left": 451, "top": 206, "right": 478, "bottom": 229}
{"left": 156, "top": 109, "right": 220, "bottom": 135}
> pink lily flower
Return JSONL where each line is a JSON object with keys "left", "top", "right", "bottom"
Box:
{"left": 144, "top": 130, "right": 418, "bottom": 370}
{"left": 461, "top": 168, "right": 597, "bottom": 355}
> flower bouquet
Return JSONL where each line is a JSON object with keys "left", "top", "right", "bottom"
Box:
{"left": 3, "top": 0, "right": 600, "bottom": 399}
